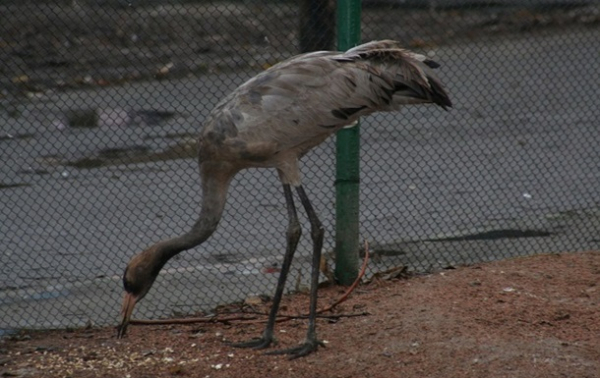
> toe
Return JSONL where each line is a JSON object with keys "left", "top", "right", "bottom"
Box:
{"left": 230, "top": 337, "right": 273, "bottom": 350}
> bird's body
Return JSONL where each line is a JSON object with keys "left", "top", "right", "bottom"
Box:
{"left": 118, "top": 40, "right": 451, "bottom": 358}
{"left": 199, "top": 42, "right": 449, "bottom": 184}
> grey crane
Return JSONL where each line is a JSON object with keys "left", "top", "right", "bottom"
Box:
{"left": 116, "top": 40, "right": 451, "bottom": 358}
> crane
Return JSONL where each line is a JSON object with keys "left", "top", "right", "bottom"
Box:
{"left": 116, "top": 40, "right": 451, "bottom": 358}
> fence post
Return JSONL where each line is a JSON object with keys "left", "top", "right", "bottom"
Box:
{"left": 334, "top": 0, "right": 361, "bottom": 286}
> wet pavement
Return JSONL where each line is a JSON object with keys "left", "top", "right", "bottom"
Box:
{"left": 1, "top": 27, "right": 599, "bottom": 331}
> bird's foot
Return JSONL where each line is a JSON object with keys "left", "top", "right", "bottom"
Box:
{"left": 229, "top": 336, "right": 274, "bottom": 350}
{"left": 116, "top": 323, "right": 128, "bottom": 339}
{"left": 265, "top": 338, "right": 325, "bottom": 359}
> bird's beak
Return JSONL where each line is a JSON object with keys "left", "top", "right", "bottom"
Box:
{"left": 116, "top": 292, "right": 136, "bottom": 338}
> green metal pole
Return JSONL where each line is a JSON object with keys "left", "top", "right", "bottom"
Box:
{"left": 335, "top": 0, "right": 361, "bottom": 286}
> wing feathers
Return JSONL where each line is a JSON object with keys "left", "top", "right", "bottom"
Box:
{"left": 338, "top": 44, "right": 452, "bottom": 110}
{"left": 212, "top": 40, "right": 451, "bottom": 152}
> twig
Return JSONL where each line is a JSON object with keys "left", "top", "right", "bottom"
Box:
{"left": 231, "top": 240, "right": 371, "bottom": 324}
{"left": 130, "top": 315, "right": 257, "bottom": 326}
{"left": 317, "top": 239, "right": 370, "bottom": 314}
{"left": 235, "top": 311, "right": 369, "bottom": 325}
{"left": 128, "top": 241, "right": 370, "bottom": 327}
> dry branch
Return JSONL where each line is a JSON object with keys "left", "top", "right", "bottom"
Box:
{"left": 128, "top": 241, "right": 370, "bottom": 328}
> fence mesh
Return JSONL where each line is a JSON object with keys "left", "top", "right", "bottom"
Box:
{"left": 1, "top": 0, "right": 599, "bottom": 332}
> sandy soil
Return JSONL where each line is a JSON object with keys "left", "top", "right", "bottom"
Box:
{"left": 2, "top": 251, "right": 599, "bottom": 378}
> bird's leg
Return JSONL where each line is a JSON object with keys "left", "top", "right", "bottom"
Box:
{"left": 266, "top": 185, "right": 325, "bottom": 359}
{"left": 230, "top": 184, "right": 301, "bottom": 350}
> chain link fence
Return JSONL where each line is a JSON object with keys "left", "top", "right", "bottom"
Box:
{"left": 1, "top": 0, "right": 599, "bottom": 332}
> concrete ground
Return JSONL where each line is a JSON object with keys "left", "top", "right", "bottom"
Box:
{"left": 1, "top": 24, "right": 599, "bottom": 331}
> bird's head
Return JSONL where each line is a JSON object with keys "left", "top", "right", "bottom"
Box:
{"left": 116, "top": 247, "right": 163, "bottom": 338}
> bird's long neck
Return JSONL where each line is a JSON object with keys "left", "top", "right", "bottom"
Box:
{"left": 151, "top": 162, "right": 236, "bottom": 266}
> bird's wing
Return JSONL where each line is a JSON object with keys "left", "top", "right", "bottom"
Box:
{"left": 240, "top": 42, "right": 448, "bottom": 126}
{"left": 200, "top": 40, "right": 451, "bottom": 162}
{"left": 339, "top": 44, "right": 451, "bottom": 110}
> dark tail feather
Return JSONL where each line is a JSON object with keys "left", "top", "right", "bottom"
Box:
{"left": 427, "top": 74, "right": 452, "bottom": 110}
{"left": 423, "top": 59, "right": 441, "bottom": 69}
